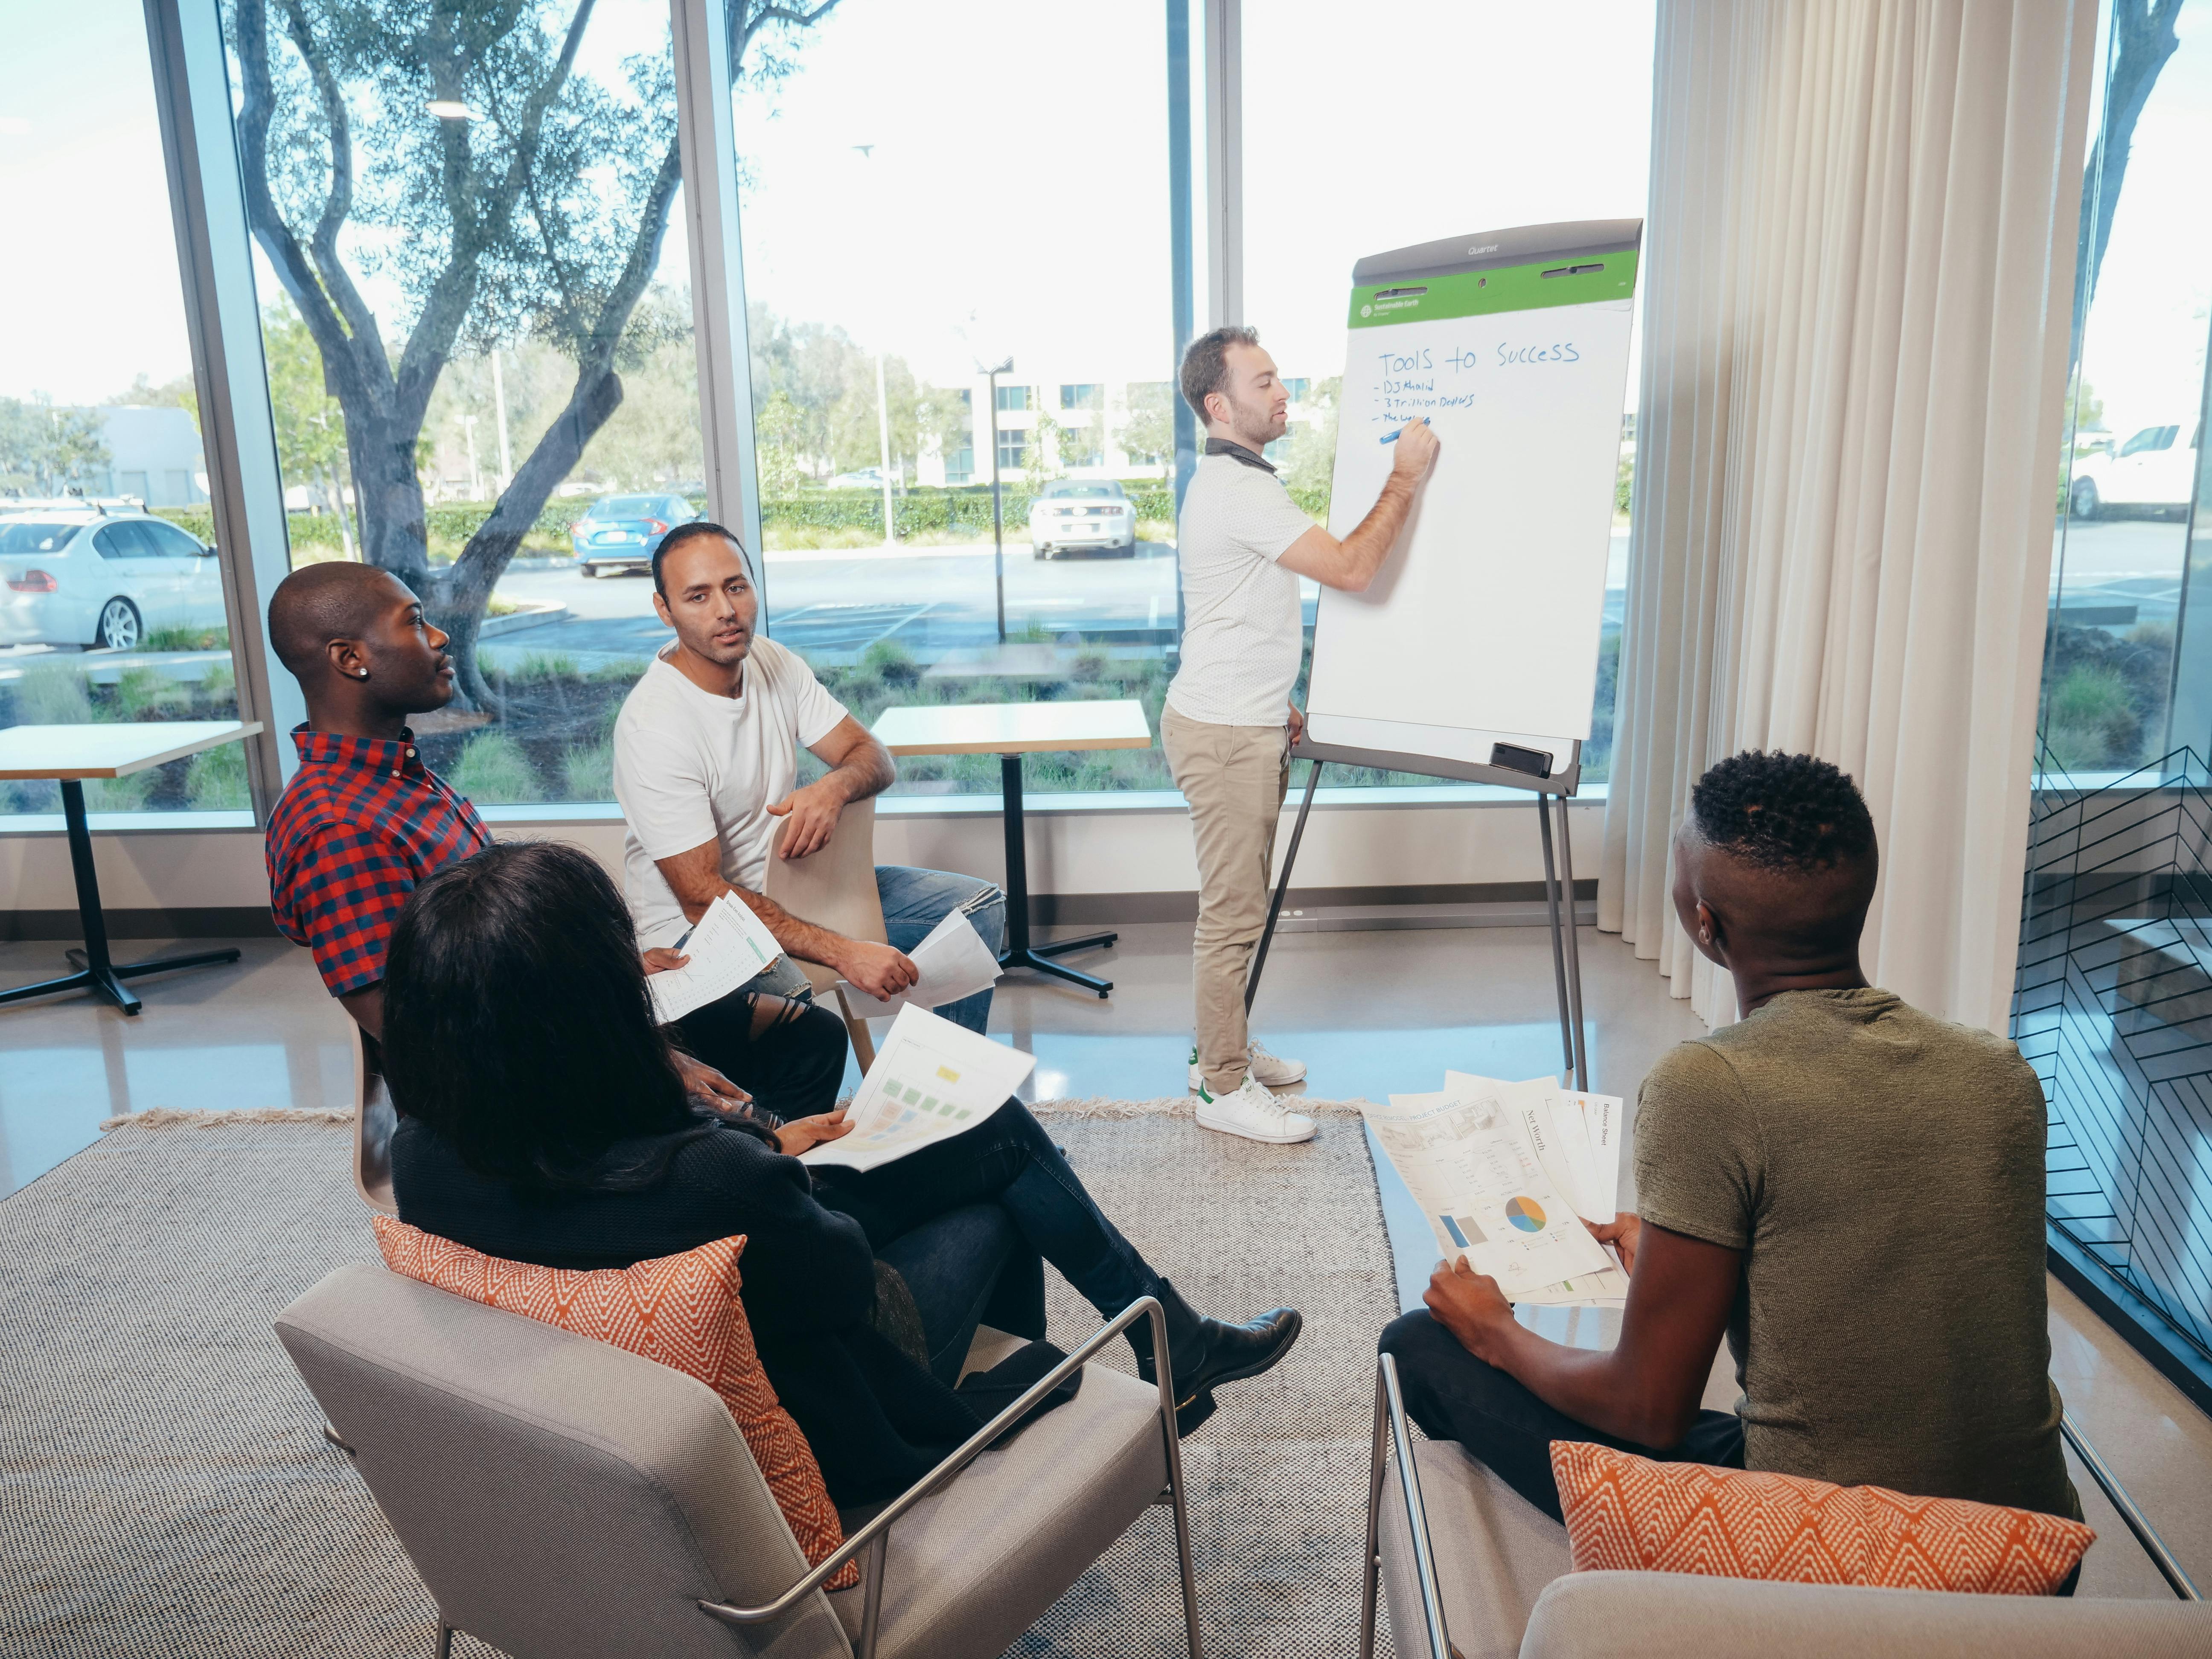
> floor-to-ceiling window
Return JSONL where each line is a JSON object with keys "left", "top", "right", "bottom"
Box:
{"left": 219, "top": 0, "right": 704, "bottom": 806}
{"left": 0, "top": 0, "right": 247, "bottom": 820}
{"left": 2021, "top": 0, "right": 2212, "bottom": 1400}
{"left": 1242, "top": 0, "right": 1655, "bottom": 786}
{"left": 731, "top": 0, "right": 1179, "bottom": 797}
{"left": 2045, "top": 1, "right": 2212, "bottom": 776}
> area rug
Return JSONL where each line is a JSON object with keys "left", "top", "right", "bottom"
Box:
{"left": 0, "top": 1108, "right": 1401, "bottom": 1658}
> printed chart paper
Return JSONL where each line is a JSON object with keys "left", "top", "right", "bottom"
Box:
{"left": 646, "top": 893, "right": 784, "bottom": 1025}
{"left": 801, "top": 1004, "right": 1034, "bottom": 1174}
{"left": 1362, "top": 1086, "right": 1614, "bottom": 1298}
{"left": 838, "top": 908, "right": 1003, "bottom": 1018}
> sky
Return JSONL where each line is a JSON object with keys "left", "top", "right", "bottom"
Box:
{"left": 0, "top": 0, "right": 2205, "bottom": 436}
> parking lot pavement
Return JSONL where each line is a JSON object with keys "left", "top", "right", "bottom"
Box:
{"left": 489, "top": 540, "right": 1193, "bottom": 665}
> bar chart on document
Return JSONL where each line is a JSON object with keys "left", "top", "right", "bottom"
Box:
{"left": 803, "top": 1004, "right": 1036, "bottom": 1173}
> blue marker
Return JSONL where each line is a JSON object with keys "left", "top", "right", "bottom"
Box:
{"left": 1380, "top": 417, "right": 1431, "bottom": 445}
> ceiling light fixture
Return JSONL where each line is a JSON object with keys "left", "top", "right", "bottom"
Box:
{"left": 424, "top": 99, "right": 476, "bottom": 121}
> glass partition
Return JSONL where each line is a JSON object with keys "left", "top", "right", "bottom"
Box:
{"left": 220, "top": 0, "right": 703, "bottom": 806}
{"left": 732, "top": 0, "right": 1179, "bottom": 796}
{"left": 1243, "top": 0, "right": 1655, "bottom": 786}
{"left": 0, "top": 0, "right": 245, "bottom": 820}
{"left": 2052, "top": 2, "right": 2212, "bottom": 778}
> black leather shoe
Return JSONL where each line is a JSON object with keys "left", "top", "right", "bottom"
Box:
{"left": 1133, "top": 1279, "right": 1303, "bottom": 1435}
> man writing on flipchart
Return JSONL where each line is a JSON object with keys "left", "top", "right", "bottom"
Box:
{"left": 1166, "top": 325, "right": 1440, "bottom": 1144}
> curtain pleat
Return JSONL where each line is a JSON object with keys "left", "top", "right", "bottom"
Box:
{"left": 1599, "top": 0, "right": 2099, "bottom": 1033}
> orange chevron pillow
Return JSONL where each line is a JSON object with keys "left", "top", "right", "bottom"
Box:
{"left": 1551, "top": 1443, "right": 2092, "bottom": 1595}
{"left": 372, "top": 1217, "right": 857, "bottom": 1591}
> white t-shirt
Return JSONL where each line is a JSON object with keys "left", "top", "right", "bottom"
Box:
{"left": 1164, "top": 450, "right": 1316, "bottom": 726}
{"left": 611, "top": 637, "right": 849, "bottom": 948}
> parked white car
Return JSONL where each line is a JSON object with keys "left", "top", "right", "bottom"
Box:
{"left": 0, "top": 509, "right": 226, "bottom": 649}
{"left": 826, "top": 467, "right": 888, "bottom": 491}
{"left": 1029, "top": 480, "right": 1138, "bottom": 558}
{"left": 2070, "top": 420, "right": 2200, "bottom": 518}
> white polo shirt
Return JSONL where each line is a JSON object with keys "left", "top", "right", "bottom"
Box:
{"left": 611, "top": 636, "right": 848, "bottom": 948}
{"left": 1164, "top": 448, "right": 1316, "bottom": 727}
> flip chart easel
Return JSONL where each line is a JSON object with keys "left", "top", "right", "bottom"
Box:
{"left": 1243, "top": 219, "right": 1643, "bottom": 1092}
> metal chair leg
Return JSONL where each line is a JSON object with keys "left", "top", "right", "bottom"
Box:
{"left": 858, "top": 1531, "right": 889, "bottom": 1659}
{"left": 1151, "top": 1301, "right": 1206, "bottom": 1659}
{"left": 435, "top": 1624, "right": 453, "bottom": 1659}
{"left": 1360, "top": 1365, "right": 1390, "bottom": 1659}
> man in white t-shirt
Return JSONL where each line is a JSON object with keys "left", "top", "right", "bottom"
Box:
{"left": 1165, "top": 325, "right": 1438, "bottom": 1142}
{"left": 611, "top": 523, "right": 1006, "bottom": 1035}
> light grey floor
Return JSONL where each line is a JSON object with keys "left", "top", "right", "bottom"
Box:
{"left": 3, "top": 921, "right": 2207, "bottom": 1600}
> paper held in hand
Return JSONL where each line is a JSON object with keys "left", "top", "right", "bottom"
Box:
{"left": 646, "top": 893, "right": 784, "bottom": 1026}
{"left": 801, "top": 1004, "right": 1034, "bottom": 1174}
{"left": 1361, "top": 1073, "right": 1628, "bottom": 1306}
{"left": 838, "top": 907, "right": 1002, "bottom": 1018}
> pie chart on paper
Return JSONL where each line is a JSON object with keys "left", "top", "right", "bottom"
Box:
{"left": 1505, "top": 1196, "right": 1547, "bottom": 1234}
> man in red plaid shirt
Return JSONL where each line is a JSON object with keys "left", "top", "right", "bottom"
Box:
{"left": 263, "top": 562, "right": 844, "bottom": 1120}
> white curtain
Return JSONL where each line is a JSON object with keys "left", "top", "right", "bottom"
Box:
{"left": 1601, "top": 0, "right": 2100, "bottom": 1033}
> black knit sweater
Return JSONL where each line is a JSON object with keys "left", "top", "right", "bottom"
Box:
{"left": 390, "top": 1114, "right": 982, "bottom": 1505}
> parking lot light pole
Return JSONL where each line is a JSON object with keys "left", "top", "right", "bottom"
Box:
{"left": 984, "top": 357, "right": 1013, "bottom": 643}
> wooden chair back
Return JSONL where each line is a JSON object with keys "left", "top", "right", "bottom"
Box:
{"left": 764, "top": 795, "right": 885, "bottom": 1072}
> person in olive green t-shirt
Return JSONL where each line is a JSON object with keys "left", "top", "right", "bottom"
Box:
{"left": 1382, "top": 750, "right": 2076, "bottom": 1527}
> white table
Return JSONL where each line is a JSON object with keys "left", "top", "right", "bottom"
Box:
{"left": 0, "top": 721, "right": 263, "bottom": 1014}
{"left": 872, "top": 699, "right": 1152, "bottom": 997}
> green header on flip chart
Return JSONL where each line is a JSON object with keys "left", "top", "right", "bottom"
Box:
{"left": 1347, "top": 248, "right": 1639, "bottom": 329}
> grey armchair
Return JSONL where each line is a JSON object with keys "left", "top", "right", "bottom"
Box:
{"left": 276, "top": 1262, "right": 1202, "bottom": 1659}
{"left": 1359, "top": 1353, "right": 2212, "bottom": 1659}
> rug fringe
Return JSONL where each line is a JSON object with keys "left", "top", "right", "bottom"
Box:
{"left": 102, "top": 1107, "right": 352, "bottom": 1131}
{"left": 100, "top": 1098, "right": 1373, "bottom": 1133}
{"left": 1027, "top": 1095, "right": 1370, "bottom": 1118}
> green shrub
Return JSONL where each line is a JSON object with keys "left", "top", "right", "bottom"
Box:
{"left": 590, "top": 658, "right": 651, "bottom": 686}
{"left": 497, "top": 651, "right": 580, "bottom": 684}
{"left": 114, "top": 667, "right": 175, "bottom": 719}
{"left": 562, "top": 739, "right": 614, "bottom": 800}
{"left": 85, "top": 771, "right": 155, "bottom": 811}
{"left": 15, "top": 665, "right": 92, "bottom": 724}
{"left": 201, "top": 660, "right": 236, "bottom": 701}
{"left": 449, "top": 731, "right": 540, "bottom": 803}
{"left": 185, "top": 740, "right": 249, "bottom": 809}
{"left": 144, "top": 622, "right": 229, "bottom": 652}
{"left": 861, "top": 638, "right": 921, "bottom": 687}
{"left": 2044, "top": 664, "right": 2139, "bottom": 769}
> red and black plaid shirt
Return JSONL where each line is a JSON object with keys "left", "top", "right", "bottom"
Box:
{"left": 266, "top": 725, "right": 492, "bottom": 996}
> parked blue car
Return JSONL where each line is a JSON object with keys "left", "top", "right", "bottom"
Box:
{"left": 568, "top": 493, "right": 701, "bottom": 577}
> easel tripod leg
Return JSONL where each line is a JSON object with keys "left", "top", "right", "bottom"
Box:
{"left": 1537, "top": 793, "right": 1575, "bottom": 1078}
{"left": 1553, "top": 792, "right": 1590, "bottom": 1092}
{"left": 1244, "top": 760, "right": 1321, "bottom": 1015}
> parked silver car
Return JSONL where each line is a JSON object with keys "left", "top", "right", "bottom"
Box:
{"left": 0, "top": 509, "right": 226, "bottom": 649}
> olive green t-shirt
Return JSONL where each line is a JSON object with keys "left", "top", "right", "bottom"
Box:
{"left": 1634, "top": 987, "right": 2076, "bottom": 1517}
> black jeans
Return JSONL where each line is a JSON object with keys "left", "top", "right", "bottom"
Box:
{"left": 672, "top": 990, "right": 847, "bottom": 1122}
{"left": 816, "top": 1100, "right": 1161, "bottom": 1378}
{"left": 1380, "top": 1312, "right": 2084, "bottom": 1596}
{"left": 1380, "top": 1310, "right": 1746, "bottom": 1523}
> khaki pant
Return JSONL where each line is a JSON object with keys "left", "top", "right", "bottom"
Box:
{"left": 1163, "top": 703, "right": 1289, "bottom": 1094}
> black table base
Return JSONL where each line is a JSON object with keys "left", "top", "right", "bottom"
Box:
{"left": 0, "top": 779, "right": 241, "bottom": 1016}
{"left": 997, "top": 754, "right": 1114, "bottom": 997}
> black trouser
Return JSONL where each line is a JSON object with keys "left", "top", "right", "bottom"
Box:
{"left": 815, "top": 1100, "right": 1163, "bottom": 1382}
{"left": 1379, "top": 1309, "right": 1745, "bottom": 1522}
{"left": 672, "top": 990, "right": 847, "bottom": 1122}
{"left": 1377, "top": 1310, "right": 2084, "bottom": 1594}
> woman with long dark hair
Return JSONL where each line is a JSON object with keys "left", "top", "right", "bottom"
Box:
{"left": 381, "top": 839, "right": 1302, "bottom": 1504}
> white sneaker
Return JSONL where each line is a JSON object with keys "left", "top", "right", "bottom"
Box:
{"left": 1188, "top": 1041, "right": 1308, "bottom": 1092}
{"left": 1195, "top": 1073, "right": 1318, "bottom": 1145}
